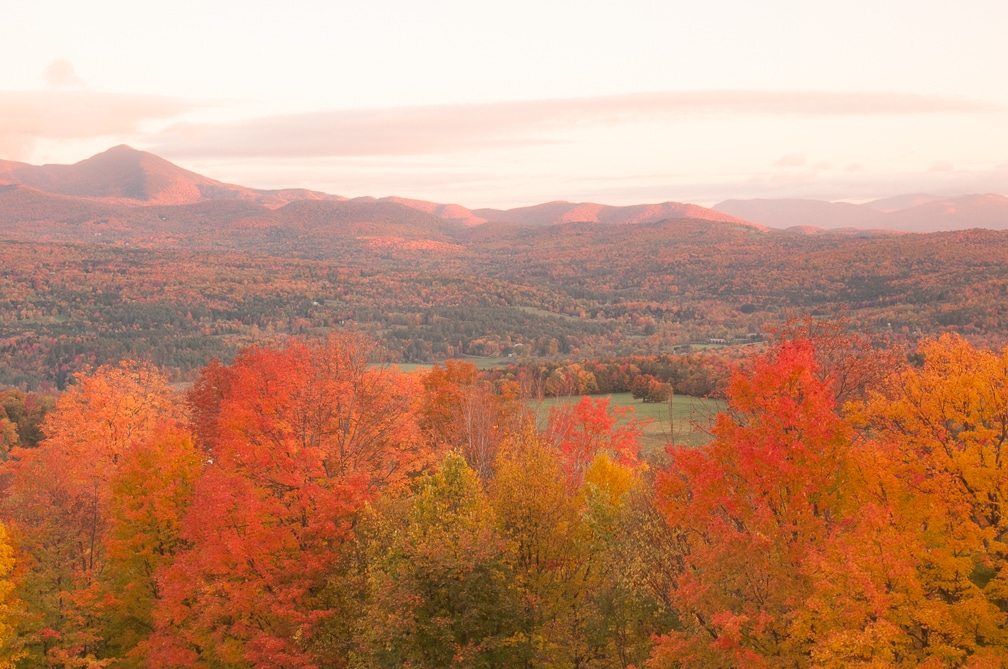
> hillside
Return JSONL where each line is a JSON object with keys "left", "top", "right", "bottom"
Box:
{"left": 0, "top": 145, "right": 347, "bottom": 208}
{"left": 3, "top": 146, "right": 1008, "bottom": 389}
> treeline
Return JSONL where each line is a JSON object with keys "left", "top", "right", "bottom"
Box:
{"left": 0, "top": 327, "right": 1007, "bottom": 667}
{"left": 486, "top": 350, "right": 741, "bottom": 400}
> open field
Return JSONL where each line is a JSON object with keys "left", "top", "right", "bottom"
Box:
{"left": 533, "top": 391, "right": 725, "bottom": 456}
{"left": 390, "top": 355, "right": 513, "bottom": 373}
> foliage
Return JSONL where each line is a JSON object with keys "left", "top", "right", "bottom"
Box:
{"left": 2, "top": 360, "right": 183, "bottom": 667}
{"left": 844, "top": 334, "right": 1008, "bottom": 665}
{"left": 1, "top": 330, "right": 1008, "bottom": 667}
{"left": 360, "top": 452, "right": 528, "bottom": 668}
{"left": 0, "top": 522, "right": 24, "bottom": 668}
{"left": 150, "top": 335, "right": 428, "bottom": 669}
{"left": 653, "top": 339, "right": 854, "bottom": 666}
{"left": 4, "top": 222, "right": 1008, "bottom": 390}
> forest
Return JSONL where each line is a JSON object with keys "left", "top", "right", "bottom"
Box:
{"left": 0, "top": 322, "right": 1006, "bottom": 668}
{"left": 3, "top": 220, "right": 1008, "bottom": 391}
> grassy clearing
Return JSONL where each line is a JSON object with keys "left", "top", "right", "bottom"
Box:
{"left": 532, "top": 391, "right": 725, "bottom": 457}
{"left": 386, "top": 356, "right": 513, "bottom": 374}
{"left": 389, "top": 362, "right": 434, "bottom": 373}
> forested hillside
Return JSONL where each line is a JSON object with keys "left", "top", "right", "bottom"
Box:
{"left": 3, "top": 221, "right": 1007, "bottom": 389}
{"left": 4, "top": 147, "right": 1007, "bottom": 391}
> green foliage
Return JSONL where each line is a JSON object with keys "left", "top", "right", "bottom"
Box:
{"left": 360, "top": 452, "right": 529, "bottom": 668}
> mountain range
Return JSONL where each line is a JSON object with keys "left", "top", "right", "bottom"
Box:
{"left": 1, "top": 145, "right": 1005, "bottom": 238}
{"left": 714, "top": 193, "right": 1008, "bottom": 232}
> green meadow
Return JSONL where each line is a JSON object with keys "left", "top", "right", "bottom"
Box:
{"left": 533, "top": 391, "right": 725, "bottom": 457}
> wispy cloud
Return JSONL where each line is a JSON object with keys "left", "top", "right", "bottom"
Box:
{"left": 0, "top": 90, "right": 193, "bottom": 160}
{"left": 153, "top": 90, "right": 1001, "bottom": 160}
{"left": 774, "top": 153, "right": 806, "bottom": 168}
{"left": 577, "top": 165, "right": 1008, "bottom": 207}
{"left": 43, "top": 60, "right": 85, "bottom": 89}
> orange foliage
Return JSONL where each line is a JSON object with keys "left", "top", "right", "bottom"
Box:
{"left": 151, "top": 334, "right": 428, "bottom": 668}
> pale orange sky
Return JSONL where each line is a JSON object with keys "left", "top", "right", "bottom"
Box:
{"left": 2, "top": 0, "right": 1006, "bottom": 207}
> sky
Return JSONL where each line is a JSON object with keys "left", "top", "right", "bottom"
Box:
{"left": 2, "top": 0, "right": 1007, "bottom": 208}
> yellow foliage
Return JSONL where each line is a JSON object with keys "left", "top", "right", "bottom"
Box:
{"left": 583, "top": 452, "right": 636, "bottom": 507}
{"left": 0, "top": 522, "right": 24, "bottom": 668}
{"left": 854, "top": 333, "right": 1008, "bottom": 661}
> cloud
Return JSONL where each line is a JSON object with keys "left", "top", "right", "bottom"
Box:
{"left": 774, "top": 153, "right": 806, "bottom": 168}
{"left": 0, "top": 91, "right": 194, "bottom": 160}
{"left": 152, "top": 90, "right": 1002, "bottom": 160}
{"left": 928, "top": 160, "right": 954, "bottom": 172}
{"left": 43, "top": 60, "right": 84, "bottom": 89}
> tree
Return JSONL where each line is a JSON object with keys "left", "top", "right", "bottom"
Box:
{"left": 2, "top": 360, "right": 183, "bottom": 667}
{"left": 0, "top": 390, "right": 54, "bottom": 454}
{"left": 543, "top": 397, "right": 641, "bottom": 488}
{"left": 0, "top": 522, "right": 24, "bottom": 668}
{"left": 419, "top": 361, "right": 523, "bottom": 481}
{"left": 361, "top": 452, "right": 527, "bottom": 668}
{"left": 630, "top": 375, "right": 670, "bottom": 403}
{"left": 151, "top": 335, "right": 427, "bottom": 669}
{"left": 491, "top": 421, "right": 661, "bottom": 667}
{"left": 652, "top": 339, "right": 854, "bottom": 667}
{"left": 99, "top": 425, "right": 202, "bottom": 667}
{"left": 848, "top": 334, "right": 1008, "bottom": 665}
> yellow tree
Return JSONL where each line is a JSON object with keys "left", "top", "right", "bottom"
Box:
{"left": 492, "top": 421, "right": 661, "bottom": 667}
{"left": 2, "top": 360, "right": 184, "bottom": 666}
{"left": 492, "top": 422, "right": 588, "bottom": 664}
{"left": 99, "top": 426, "right": 202, "bottom": 667}
{"left": 0, "top": 521, "right": 24, "bottom": 668}
{"left": 360, "top": 452, "right": 527, "bottom": 668}
{"left": 852, "top": 334, "right": 1008, "bottom": 665}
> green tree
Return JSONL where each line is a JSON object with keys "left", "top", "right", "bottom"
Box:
{"left": 361, "top": 452, "right": 528, "bottom": 668}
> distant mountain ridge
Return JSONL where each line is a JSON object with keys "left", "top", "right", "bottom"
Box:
{"left": 714, "top": 194, "right": 1008, "bottom": 232}
{"left": 2, "top": 145, "right": 1006, "bottom": 234}
{"left": 472, "top": 200, "right": 754, "bottom": 227}
{"left": 0, "top": 146, "right": 753, "bottom": 231}
{"left": 0, "top": 145, "right": 348, "bottom": 208}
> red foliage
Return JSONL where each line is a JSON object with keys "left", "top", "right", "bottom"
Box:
{"left": 545, "top": 396, "right": 642, "bottom": 486}
{"left": 151, "top": 335, "right": 426, "bottom": 668}
{"left": 654, "top": 339, "right": 852, "bottom": 664}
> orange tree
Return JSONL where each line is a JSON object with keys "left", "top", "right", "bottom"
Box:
{"left": 652, "top": 339, "right": 856, "bottom": 667}
{"left": 150, "top": 335, "right": 430, "bottom": 669}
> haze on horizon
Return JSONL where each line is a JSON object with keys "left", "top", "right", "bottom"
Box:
{"left": 2, "top": 0, "right": 1007, "bottom": 209}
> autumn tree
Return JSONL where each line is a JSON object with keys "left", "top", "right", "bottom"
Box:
{"left": 151, "top": 334, "right": 428, "bottom": 669}
{"left": 629, "top": 374, "right": 670, "bottom": 403}
{"left": 99, "top": 425, "right": 202, "bottom": 667}
{"left": 768, "top": 316, "right": 893, "bottom": 407}
{"left": 360, "top": 452, "right": 528, "bottom": 668}
{"left": 0, "top": 390, "right": 54, "bottom": 455}
{"left": 652, "top": 339, "right": 855, "bottom": 667}
{"left": 419, "top": 361, "right": 524, "bottom": 480}
{"left": 543, "top": 397, "right": 641, "bottom": 487}
{"left": 0, "top": 521, "right": 24, "bottom": 668}
{"left": 2, "top": 360, "right": 184, "bottom": 666}
{"left": 846, "top": 334, "right": 1008, "bottom": 665}
{"left": 491, "top": 421, "right": 663, "bottom": 667}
